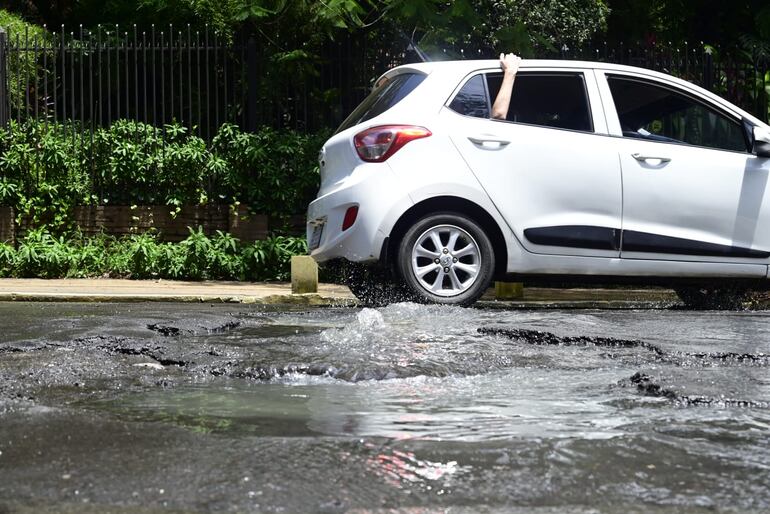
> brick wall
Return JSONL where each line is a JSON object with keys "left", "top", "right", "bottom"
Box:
{"left": 1, "top": 205, "right": 275, "bottom": 244}
{"left": 0, "top": 207, "right": 13, "bottom": 244}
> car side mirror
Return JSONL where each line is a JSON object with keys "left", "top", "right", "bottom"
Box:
{"left": 743, "top": 118, "right": 770, "bottom": 158}
{"left": 754, "top": 126, "right": 770, "bottom": 158}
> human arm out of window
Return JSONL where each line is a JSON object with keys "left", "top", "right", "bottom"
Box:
{"left": 491, "top": 53, "right": 521, "bottom": 120}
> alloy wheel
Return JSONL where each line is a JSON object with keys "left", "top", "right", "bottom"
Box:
{"left": 410, "top": 224, "right": 481, "bottom": 297}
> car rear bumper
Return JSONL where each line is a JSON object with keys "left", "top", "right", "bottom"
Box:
{"left": 306, "top": 163, "right": 411, "bottom": 264}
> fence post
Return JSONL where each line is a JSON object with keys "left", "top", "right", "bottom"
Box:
{"left": 0, "top": 28, "right": 8, "bottom": 129}
{"left": 703, "top": 46, "right": 714, "bottom": 92}
{"left": 246, "top": 35, "right": 257, "bottom": 132}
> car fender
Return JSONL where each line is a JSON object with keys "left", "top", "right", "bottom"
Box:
{"left": 375, "top": 181, "right": 526, "bottom": 272}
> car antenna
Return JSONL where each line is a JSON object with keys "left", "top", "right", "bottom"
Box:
{"left": 400, "top": 30, "right": 431, "bottom": 62}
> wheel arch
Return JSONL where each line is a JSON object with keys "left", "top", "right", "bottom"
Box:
{"left": 383, "top": 196, "right": 508, "bottom": 278}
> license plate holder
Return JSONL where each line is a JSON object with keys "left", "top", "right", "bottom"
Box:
{"left": 309, "top": 223, "right": 324, "bottom": 250}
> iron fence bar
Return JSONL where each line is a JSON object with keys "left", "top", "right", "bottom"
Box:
{"left": 213, "top": 30, "right": 219, "bottom": 133}
{"left": 24, "top": 26, "right": 29, "bottom": 119}
{"left": 222, "top": 33, "right": 230, "bottom": 127}
{"left": 124, "top": 30, "right": 129, "bottom": 120}
{"left": 32, "top": 34, "right": 39, "bottom": 122}
{"left": 151, "top": 25, "right": 156, "bottom": 128}
{"left": 115, "top": 25, "right": 121, "bottom": 123}
{"left": 16, "top": 31, "right": 21, "bottom": 124}
{"left": 160, "top": 30, "right": 165, "bottom": 129}
{"left": 196, "top": 30, "right": 201, "bottom": 138}
{"left": 142, "top": 30, "right": 147, "bottom": 126}
{"left": 88, "top": 28, "right": 94, "bottom": 198}
{"left": 69, "top": 30, "right": 75, "bottom": 142}
{"left": 169, "top": 24, "right": 174, "bottom": 124}
{"left": 79, "top": 25, "right": 84, "bottom": 144}
{"left": 42, "top": 27, "right": 48, "bottom": 130}
{"left": 246, "top": 35, "right": 257, "bottom": 132}
{"left": 134, "top": 25, "right": 138, "bottom": 126}
{"left": 204, "top": 25, "right": 210, "bottom": 140}
{"left": 178, "top": 29, "right": 183, "bottom": 127}
{"left": 187, "top": 25, "right": 192, "bottom": 132}
{"left": 0, "top": 28, "right": 8, "bottom": 129}
{"left": 106, "top": 27, "right": 111, "bottom": 126}
{"left": 239, "top": 30, "right": 245, "bottom": 130}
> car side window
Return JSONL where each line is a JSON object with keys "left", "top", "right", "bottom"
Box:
{"left": 485, "top": 72, "right": 594, "bottom": 132}
{"left": 607, "top": 75, "right": 748, "bottom": 153}
{"left": 448, "top": 74, "right": 490, "bottom": 118}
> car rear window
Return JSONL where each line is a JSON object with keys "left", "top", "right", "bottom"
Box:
{"left": 336, "top": 72, "right": 426, "bottom": 133}
{"left": 448, "top": 74, "right": 490, "bottom": 118}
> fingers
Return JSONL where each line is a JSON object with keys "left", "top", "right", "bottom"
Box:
{"left": 500, "top": 52, "right": 521, "bottom": 73}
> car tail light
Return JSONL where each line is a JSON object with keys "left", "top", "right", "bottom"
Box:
{"left": 353, "top": 125, "right": 432, "bottom": 162}
{"left": 342, "top": 205, "right": 358, "bottom": 231}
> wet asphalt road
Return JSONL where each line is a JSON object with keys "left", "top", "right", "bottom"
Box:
{"left": 0, "top": 301, "right": 769, "bottom": 513}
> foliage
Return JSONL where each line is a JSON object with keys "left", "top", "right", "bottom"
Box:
{"left": 382, "top": 0, "right": 609, "bottom": 57}
{"left": 0, "top": 227, "right": 305, "bottom": 281}
{"left": 0, "top": 242, "right": 15, "bottom": 277}
{"left": 0, "top": 120, "right": 326, "bottom": 233}
{"left": 0, "top": 9, "right": 51, "bottom": 111}
{"left": 604, "top": 0, "right": 770, "bottom": 49}
{"left": 0, "top": 121, "right": 88, "bottom": 231}
{"left": 243, "top": 234, "right": 307, "bottom": 281}
{"left": 211, "top": 123, "right": 328, "bottom": 216}
{"left": 13, "top": 227, "right": 74, "bottom": 278}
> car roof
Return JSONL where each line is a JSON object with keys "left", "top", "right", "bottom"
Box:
{"left": 383, "top": 59, "right": 767, "bottom": 127}
{"left": 391, "top": 58, "right": 682, "bottom": 78}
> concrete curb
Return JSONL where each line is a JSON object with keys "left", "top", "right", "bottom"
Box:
{"left": 0, "top": 279, "right": 711, "bottom": 309}
{"left": 0, "top": 292, "right": 357, "bottom": 306}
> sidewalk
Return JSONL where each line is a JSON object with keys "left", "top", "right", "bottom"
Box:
{"left": 0, "top": 278, "right": 680, "bottom": 308}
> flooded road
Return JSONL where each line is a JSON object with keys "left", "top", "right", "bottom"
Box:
{"left": 1, "top": 302, "right": 769, "bottom": 513}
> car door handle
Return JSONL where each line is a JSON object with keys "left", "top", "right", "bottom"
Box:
{"left": 468, "top": 135, "right": 511, "bottom": 146}
{"left": 632, "top": 153, "right": 671, "bottom": 164}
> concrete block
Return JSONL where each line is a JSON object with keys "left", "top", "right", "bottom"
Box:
{"left": 291, "top": 256, "right": 318, "bottom": 294}
{"left": 495, "top": 281, "right": 524, "bottom": 300}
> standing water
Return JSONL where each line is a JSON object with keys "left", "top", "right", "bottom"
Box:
{"left": 0, "top": 302, "right": 769, "bottom": 512}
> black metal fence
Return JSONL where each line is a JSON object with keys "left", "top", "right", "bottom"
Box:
{"left": 0, "top": 25, "right": 769, "bottom": 135}
{"left": 0, "top": 24, "right": 409, "bottom": 137}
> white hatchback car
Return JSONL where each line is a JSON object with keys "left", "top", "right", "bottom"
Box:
{"left": 307, "top": 59, "right": 770, "bottom": 307}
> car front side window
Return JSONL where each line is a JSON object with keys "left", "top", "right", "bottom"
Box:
{"left": 607, "top": 75, "right": 748, "bottom": 153}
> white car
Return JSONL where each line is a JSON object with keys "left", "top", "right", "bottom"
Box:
{"left": 307, "top": 59, "right": 770, "bottom": 307}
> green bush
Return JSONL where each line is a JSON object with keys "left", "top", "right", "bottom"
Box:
{"left": 0, "top": 120, "right": 329, "bottom": 233}
{"left": 0, "top": 242, "right": 14, "bottom": 278}
{"left": 211, "top": 124, "right": 329, "bottom": 216}
{"left": 68, "top": 233, "right": 111, "bottom": 278}
{"left": 0, "top": 10, "right": 51, "bottom": 112}
{"left": 13, "top": 227, "right": 74, "bottom": 278}
{"left": 243, "top": 235, "right": 308, "bottom": 282}
{"left": 0, "top": 227, "right": 306, "bottom": 281}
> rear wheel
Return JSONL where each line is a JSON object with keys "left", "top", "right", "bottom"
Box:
{"left": 674, "top": 285, "right": 749, "bottom": 310}
{"left": 397, "top": 213, "right": 495, "bottom": 306}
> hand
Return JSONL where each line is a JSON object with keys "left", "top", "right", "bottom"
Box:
{"left": 499, "top": 53, "right": 521, "bottom": 75}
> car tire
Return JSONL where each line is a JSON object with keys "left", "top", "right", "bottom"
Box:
{"left": 344, "top": 263, "right": 414, "bottom": 307}
{"left": 397, "top": 213, "right": 495, "bottom": 306}
{"left": 674, "top": 285, "right": 748, "bottom": 310}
